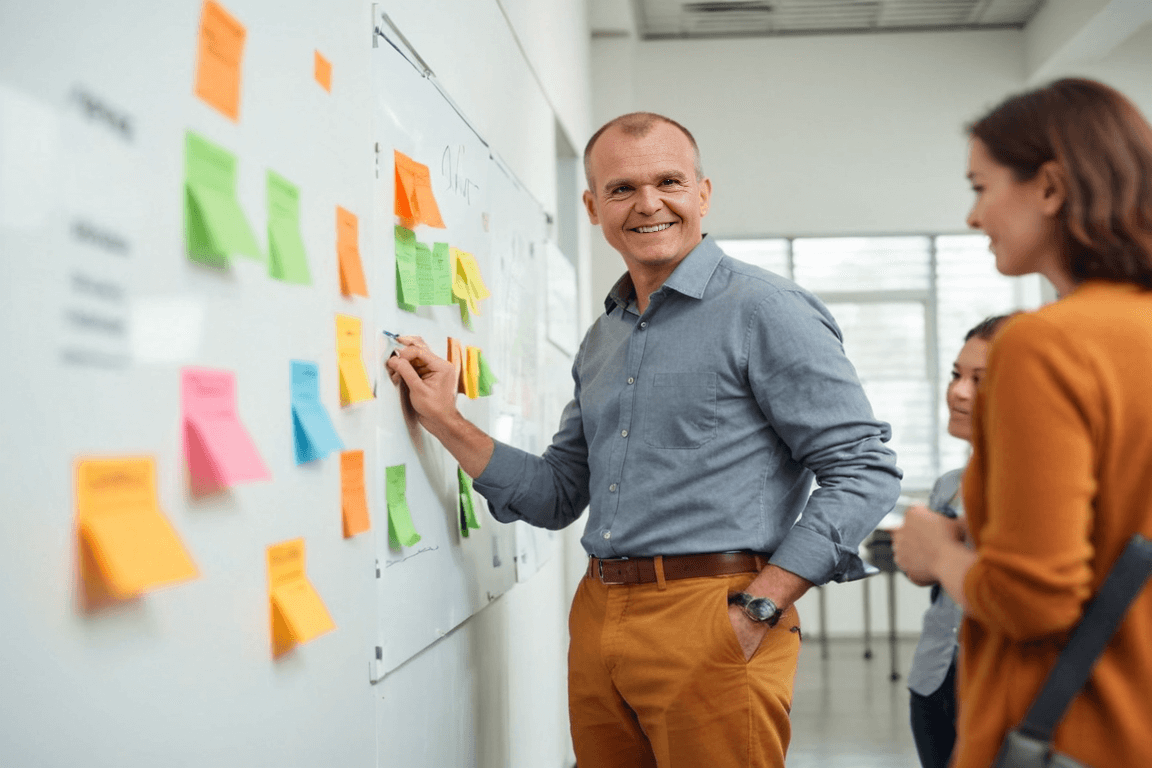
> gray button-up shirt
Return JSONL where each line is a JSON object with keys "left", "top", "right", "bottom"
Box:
{"left": 473, "top": 236, "right": 902, "bottom": 584}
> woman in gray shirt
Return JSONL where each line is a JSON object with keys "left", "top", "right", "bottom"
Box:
{"left": 906, "top": 314, "right": 1012, "bottom": 768}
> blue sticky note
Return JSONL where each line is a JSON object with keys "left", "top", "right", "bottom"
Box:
{"left": 290, "top": 360, "right": 345, "bottom": 464}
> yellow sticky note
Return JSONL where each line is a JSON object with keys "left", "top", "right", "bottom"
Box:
{"left": 341, "top": 450, "right": 370, "bottom": 538}
{"left": 464, "top": 346, "right": 481, "bottom": 400}
{"left": 76, "top": 457, "right": 198, "bottom": 599}
{"left": 267, "top": 538, "right": 335, "bottom": 656}
{"left": 336, "top": 314, "right": 374, "bottom": 405}
{"left": 450, "top": 248, "right": 470, "bottom": 301}
{"left": 457, "top": 250, "right": 490, "bottom": 300}
{"left": 314, "top": 50, "right": 332, "bottom": 92}
{"left": 336, "top": 206, "right": 368, "bottom": 297}
{"left": 194, "top": 0, "right": 246, "bottom": 122}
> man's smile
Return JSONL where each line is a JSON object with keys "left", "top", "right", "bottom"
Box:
{"left": 631, "top": 222, "right": 675, "bottom": 233}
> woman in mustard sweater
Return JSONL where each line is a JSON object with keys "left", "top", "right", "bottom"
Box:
{"left": 893, "top": 78, "right": 1152, "bottom": 768}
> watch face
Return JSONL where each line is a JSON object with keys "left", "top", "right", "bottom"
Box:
{"left": 747, "top": 598, "right": 777, "bottom": 622}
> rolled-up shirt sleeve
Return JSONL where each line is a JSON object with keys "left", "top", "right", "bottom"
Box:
{"left": 747, "top": 289, "right": 903, "bottom": 584}
{"left": 472, "top": 354, "right": 592, "bottom": 531}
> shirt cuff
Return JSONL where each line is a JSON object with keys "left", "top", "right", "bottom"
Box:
{"left": 471, "top": 440, "right": 527, "bottom": 523}
{"left": 769, "top": 524, "right": 875, "bottom": 585}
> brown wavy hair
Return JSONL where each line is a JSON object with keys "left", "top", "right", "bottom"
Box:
{"left": 968, "top": 78, "right": 1152, "bottom": 288}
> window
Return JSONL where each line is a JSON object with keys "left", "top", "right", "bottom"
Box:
{"left": 716, "top": 234, "right": 1043, "bottom": 493}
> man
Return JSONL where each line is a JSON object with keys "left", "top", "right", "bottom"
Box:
{"left": 387, "top": 112, "right": 902, "bottom": 767}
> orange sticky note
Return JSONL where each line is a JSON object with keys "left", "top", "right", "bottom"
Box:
{"left": 267, "top": 538, "right": 335, "bottom": 656}
{"left": 314, "top": 50, "right": 332, "bottom": 92}
{"left": 336, "top": 206, "right": 368, "bottom": 297}
{"left": 76, "top": 457, "right": 198, "bottom": 600}
{"left": 446, "top": 337, "right": 467, "bottom": 394}
{"left": 336, "top": 314, "right": 374, "bottom": 405}
{"left": 464, "top": 346, "right": 481, "bottom": 400}
{"left": 194, "top": 0, "right": 247, "bottom": 122}
{"left": 393, "top": 150, "right": 445, "bottom": 229}
{"left": 340, "top": 450, "right": 370, "bottom": 537}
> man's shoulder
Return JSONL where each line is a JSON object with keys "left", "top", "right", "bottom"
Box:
{"left": 710, "top": 253, "right": 826, "bottom": 314}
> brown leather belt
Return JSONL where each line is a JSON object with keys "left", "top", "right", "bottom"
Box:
{"left": 586, "top": 552, "right": 768, "bottom": 585}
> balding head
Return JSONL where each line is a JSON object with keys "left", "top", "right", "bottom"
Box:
{"left": 583, "top": 112, "right": 703, "bottom": 189}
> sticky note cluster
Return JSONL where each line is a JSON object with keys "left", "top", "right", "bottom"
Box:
{"left": 291, "top": 360, "right": 344, "bottom": 464}
{"left": 336, "top": 315, "right": 373, "bottom": 406}
{"left": 267, "top": 538, "right": 335, "bottom": 656}
{"left": 184, "top": 132, "right": 261, "bottom": 267}
{"left": 394, "top": 227, "right": 454, "bottom": 309}
{"left": 447, "top": 338, "right": 497, "bottom": 399}
{"left": 182, "top": 367, "right": 270, "bottom": 490}
{"left": 385, "top": 464, "right": 421, "bottom": 549}
{"left": 76, "top": 457, "right": 198, "bottom": 600}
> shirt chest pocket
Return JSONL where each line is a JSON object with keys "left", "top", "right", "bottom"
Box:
{"left": 642, "top": 372, "right": 718, "bottom": 449}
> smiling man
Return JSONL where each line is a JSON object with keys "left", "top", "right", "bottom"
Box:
{"left": 387, "top": 112, "right": 901, "bottom": 767}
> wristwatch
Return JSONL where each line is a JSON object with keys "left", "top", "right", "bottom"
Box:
{"left": 728, "top": 592, "right": 783, "bottom": 627}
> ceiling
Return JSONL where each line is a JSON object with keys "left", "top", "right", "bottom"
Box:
{"left": 631, "top": 0, "right": 1048, "bottom": 40}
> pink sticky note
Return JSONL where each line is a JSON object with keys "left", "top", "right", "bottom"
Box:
{"left": 182, "top": 367, "right": 270, "bottom": 487}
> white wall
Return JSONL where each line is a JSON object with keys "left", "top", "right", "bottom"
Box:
{"left": 588, "top": 20, "right": 1152, "bottom": 637}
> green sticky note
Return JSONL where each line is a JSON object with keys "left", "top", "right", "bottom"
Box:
{"left": 477, "top": 352, "right": 497, "bottom": 397}
{"left": 458, "top": 467, "right": 480, "bottom": 533}
{"left": 386, "top": 464, "right": 421, "bottom": 548}
{"left": 395, "top": 226, "right": 419, "bottom": 310}
{"left": 266, "top": 170, "right": 312, "bottom": 284}
{"left": 184, "top": 131, "right": 261, "bottom": 266}
{"left": 430, "top": 243, "right": 455, "bottom": 305}
{"left": 455, "top": 296, "right": 472, "bottom": 330}
{"left": 413, "top": 241, "right": 435, "bottom": 306}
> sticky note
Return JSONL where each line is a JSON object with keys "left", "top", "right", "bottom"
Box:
{"left": 184, "top": 132, "right": 261, "bottom": 266}
{"left": 463, "top": 346, "right": 481, "bottom": 399}
{"left": 336, "top": 314, "right": 374, "bottom": 406}
{"left": 76, "top": 457, "right": 198, "bottom": 598}
{"left": 267, "top": 538, "right": 335, "bottom": 656}
{"left": 336, "top": 206, "right": 367, "bottom": 297}
{"left": 393, "top": 150, "right": 445, "bottom": 228}
{"left": 450, "top": 247, "right": 470, "bottom": 301}
{"left": 194, "top": 0, "right": 246, "bottom": 121}
{"left": 314, "top": 50, "right": 331, "bottom": 92}
{"left": 477, "top": 351, "right": 497, "bottom": 397}
{"left": 182, "top": 367, "right": 270, "bottom": 487}
{"left": 458, "top": 466, "right": 481, "bottom": 536}
{"left": 385, "top": 464, "right": 421, "bottom": 548}
{"left": 267, "top": 170, "right": 311, "bottom": 284}
{"left": 290, "top": 360, "right": 344, "bottom": 464}
{"left": 340, "top": 450, "right": 370, "bottom": 537}
{"left": 446, "top": 337, "right": 466, "bottom": 394}
{"left": 395, "top": 226, "right": 418, "bottom": 311}
{"left": 455, "top": 249, "right": 490, "bottom": 300}
{"left": 429, "top": 243, "right": 454, "bottom": 305}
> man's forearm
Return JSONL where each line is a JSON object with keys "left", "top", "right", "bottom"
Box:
{"left": 424, "top": 410, "right": 496, "bottom": 479}
{"left": 744, "top": 564, "right": 814, "bottom": 611}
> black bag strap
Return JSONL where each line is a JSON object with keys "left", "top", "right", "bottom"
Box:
{"left": 1016, "top": 534, "right": 1152, "bottom": 741}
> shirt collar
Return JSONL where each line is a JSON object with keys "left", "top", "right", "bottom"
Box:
{"left": 602, "top": 235, "right": 723, "bottom": 314}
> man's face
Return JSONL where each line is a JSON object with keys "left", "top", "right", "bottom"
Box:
{"left": 583, "top": 122, "right": 711, "bottom": 277}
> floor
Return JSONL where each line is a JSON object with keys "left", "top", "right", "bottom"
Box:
{"left": 787, "top": 636, "right": 923, "bottom": 768}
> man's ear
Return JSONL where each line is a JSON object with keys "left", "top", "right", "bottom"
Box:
{"left": 699, "top": 177, "right": 712, "bottom": 218}
{"left": 582, "top": 189, "right": 600, "bottom": 225}
{"left": 1037, "top": 161, "right": 1066, "bottom": 217}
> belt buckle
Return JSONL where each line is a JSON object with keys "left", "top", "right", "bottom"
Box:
{"left": 597, "top": 557, "right": 628, "bottom": 585}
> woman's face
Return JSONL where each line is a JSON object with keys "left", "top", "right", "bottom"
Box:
{"left": 965, "top": 138, "right": 1073, "bottom": 293}
{"left": 947, "top": 337, "right": 990, "bottom": 443}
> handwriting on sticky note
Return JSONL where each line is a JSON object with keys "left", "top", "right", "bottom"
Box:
{"left": 393, "top": 150, "right": 445, "bottom": 229}
{"left": 76, "top": 457, "right": 198, "bottom": 599}
{"left": 267, "top": 538, "right": 335, "bottom": 656}
{"left": 194, "top": 0, "right": 246, "bottom": 121}
{"left": 337, "top": 206, "right": 368, "bottom": 297}
{"left": 336, "top": 315, "right": 373, "bottom": 406}
{"left": 290, "top": 360, "right": 345, "bottom": 464}
{"left": 341, "top": 450, "right": 370, "bottom": 537}
{"left": 314, "top": 50, "right": 331, "bottom": 92}
{"left": 385, "top": 464, "right": 421, "bottom": 548}
{"left": 182, "top": 367, "right": 270, "bottom": 489}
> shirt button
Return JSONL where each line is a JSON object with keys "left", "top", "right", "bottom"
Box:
{"left": 627, "top": 377, "right": 634, "bottom": 385}
{"left": 640, "top": 321, "right": 648, "bottom": 329}
{"left": 603, "top": 531, "right": 611, "bottom": 539}
{"left": 621, "top": 429, "right": 628, "bottom": 438}
{"left": 609, "top": 483, "right": 618, "bottom": 492}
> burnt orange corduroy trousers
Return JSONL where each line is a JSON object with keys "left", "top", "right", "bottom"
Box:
{"left": 568, "top": 568, "right": 802, "bottom": 768}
